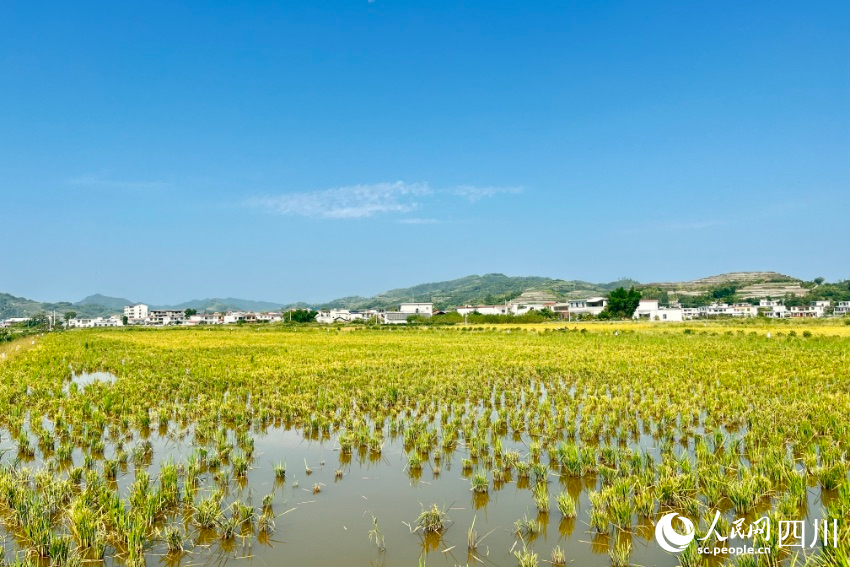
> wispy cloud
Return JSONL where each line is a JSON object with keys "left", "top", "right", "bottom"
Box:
{"left": 451, "top": 185, "right": 523, "bottom": 202}
{"left": 247, "top": 181, "right": 523, "bottom": 221}
{"left": 69, "top": 173, "right": 169, "bottom": 191}
{"left": 247, "top": 182, "right": 430, "bottom": 219}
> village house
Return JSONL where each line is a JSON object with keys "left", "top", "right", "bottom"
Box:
{"left": 67, "top": 316, "right": 123, "bottom": 328}
{"left": 697, "top": 303, "right": 758, "bottom": 318}
{"left": 315, "top": 309, "right": 373, "bottom": 324}
{"left": 186, "top": 313, "right": 224, "bottom": 325}
{"left": 381, "top": 302, "right": 434, "bottom": 324}
{"left": 147, "top": 309, "right": 186, "bottom": 326}
{"left": 789, "top": 301, "right": 830, "bottom": 318}
{"left": 123, "top": 304, "right": 149, "bottom": 323}
{"left": 1, "top": 317, "right": 31, "bottom": 328}
{"left": 565, "top": 297, "right": 608, "bottom": 317}
{"left": 399, "top": 303, "right": 434, "bottom": 317}
{"left": 456, "top": 305, "right": 511, "bottom": 316}
{"left": 633, "top": 299, "right": 684, "bottom": 322}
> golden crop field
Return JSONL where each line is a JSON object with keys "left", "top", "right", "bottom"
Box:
{"left": 0, "top": 323, "right": 848, "bottom": 566}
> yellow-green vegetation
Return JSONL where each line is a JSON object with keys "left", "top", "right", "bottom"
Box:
{"left": 0, "top": 323, "right": 848, "bottom": 565}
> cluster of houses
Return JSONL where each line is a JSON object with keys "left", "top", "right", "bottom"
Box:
{"left": 9, "top": 298, "right": 849, "bottom": 330}
{"left": 315, "top": 303, "right": 434, "bottom": 324}
{"left": 0, "top": 317, "right": 34, "bottom": 328}
{"left": 63, "top": 304, "right": 285, "bottom": 328}
{"left": 318, "top": 298, "right": 849, "bottom": 324}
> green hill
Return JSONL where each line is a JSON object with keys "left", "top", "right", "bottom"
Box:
{"left": 0, "top": 292, "right": 116, "bottom": 319}
{"left": 317, "top": 273, "right": 639, "bottom": 311}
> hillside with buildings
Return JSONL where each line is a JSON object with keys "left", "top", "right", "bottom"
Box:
{"left": 3, "top": 271, "right": 847, "bottom": 322}
{"left": 317, "top": 273, "right": 638, "bottom": 311}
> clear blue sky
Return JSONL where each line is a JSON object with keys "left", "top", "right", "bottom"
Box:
{"left": 2, "top": 1, "right": 847, "bottom": 305}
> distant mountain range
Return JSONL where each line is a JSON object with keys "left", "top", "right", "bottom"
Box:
{"left": 0, "top": 292, "right": 287, "bottom": 319}
{"left": 0, "top": 271, "right": 808, "bottom": 319}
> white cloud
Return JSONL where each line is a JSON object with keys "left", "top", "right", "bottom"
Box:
{"left": 451, "top": 185, "right": 523, "bottom": 202}
{"left": 248, "top": 181, "right": 430, "bottom": 219}
{"left": 247, "top": 181, "right": 523, "bottom": 221}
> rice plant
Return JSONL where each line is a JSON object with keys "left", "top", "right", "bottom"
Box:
{"left": 416, "top": 503, "right": 449, "bottom": 533}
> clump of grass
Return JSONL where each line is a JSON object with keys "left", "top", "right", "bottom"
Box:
{"left": 194, "top": 495, "right": 222, "bottom": 529}
{"left": 258, "top": 509, "right": 276, "bottom": 533}
{"left": 262, "top": 492, "right": 274, "bottom": 510}
{"left": 416, "top": 503, "right": 449, "bottom": 533}
{"left": 274, "top": 460, "right": 286, "bottom": 479}
{"left": 589, "top": 508, "right": 609, "bottom": 533}
{"left": 514, "top": 546, "right": 539, "bottom": 567}
{"left": 161, "top": 524, "right": 184, "bottom": 553}
{"left": 550, "top": 545, "right": 566, "bottom": 566}
{"left": 471, "top": 470, "right": 488, "bottom": 493}
{"left": 533, "top": 482, "right": 549, "bottom": 513}
{"left": 514, "top": 513, "right": 541, "bottom": 536}
{"left": 556, "top": 491, "right": 576, "bottom": 518}
{"left": 219, "top": 514, "right": 238, "bottom": 540}
{"left": 609, "top": 539, "right": 631, "bottom": 567}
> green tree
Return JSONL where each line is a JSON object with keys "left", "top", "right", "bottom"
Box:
{"left": 64, "top": 311, "right": 77, "bottom": 322}
{"left": 27, "top": 312, "right": 50, "bottom": 329}
{"left": 602, "top": 287, "right": 642, "bottom": 319}
{"left": 184, "top": 308, "right": 197, "bottom": 317}
{"left": 288, "top": 309, "right": 317, "bottom": 323}
{"left": 122, "top": 315, "right": 129, "bottom": 325}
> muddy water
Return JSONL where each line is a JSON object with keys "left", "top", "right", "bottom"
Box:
{"left": 1, "top": 421, "right": 821, "bottom": 567}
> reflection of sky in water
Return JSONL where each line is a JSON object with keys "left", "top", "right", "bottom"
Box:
{"left": 70, "top": 371, "right": 117, "bottom": 388}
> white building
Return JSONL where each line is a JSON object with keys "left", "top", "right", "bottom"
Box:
{"left": 223, "top": 312, "right": 250, "bottom": 324}
{"left": 187, "top": 313, "right": 224, "bottom": 325}
{"left": 315, "top": 309, "right": 373, "bottom": 324}
{"left": 67, "top": 316, "right": 123, "bottom": 328}
{"left": 758, "top": 299, "right": 788, "bottom": 318}
{"left": 123, "top": 304, "right": 149, "bottom": 322}
{"left": 682, "top": 308, "right": 700, "bottom": 320}
{"left": 509, "top": 301, "right": 555, "bottom": 316}
{"left": 456, "top": 305, "right": 511, "bottom": 316}
{"left": 381, "top": 311, "right": 409, "bottom": 324}
{"left": 147, "top": 310, "right": 186, "bottom": 326}
{"left": 566, "top": 297, "right": 608, "bottom": 317}
{"left": 256, "top": 312, "right": 282, "bottom": 323}
{"left": 633, "top": 299, "right": 684, "bottom": 322}
{"left": 2, "top": 317, "right": 31, "bottom": 327}
{"left": 1, "top": 317, "right": 31, "bottom": 328}
{"left": 399, "top": 303, "right": 433, "bottom": 317}
{"left": 835, "top": 301, "right": 850, "bottom": 316}
{"left": 789, "top": 301, "right": 830, "bottom": 318}
{"left": 697, "top": 303, "right": 758, "bottom": 318}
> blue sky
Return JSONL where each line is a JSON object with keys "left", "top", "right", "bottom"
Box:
{"left": 1, "top": 1, "right": 847, "bottom": 304}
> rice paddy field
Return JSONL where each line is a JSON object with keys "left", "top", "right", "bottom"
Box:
{"left": 0, "top": 322, "right": 849, "bottom": 566}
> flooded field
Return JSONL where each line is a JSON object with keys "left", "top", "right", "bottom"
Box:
{"left": 0, "top": 325, "right": 848, "bottom": 566}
